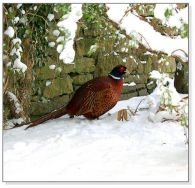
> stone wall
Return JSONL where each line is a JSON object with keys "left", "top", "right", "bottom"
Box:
{"left": 30, "top": 22, "right": 177, "bottom": 118}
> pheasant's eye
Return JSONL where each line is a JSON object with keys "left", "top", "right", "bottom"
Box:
{"left": 119, "top": 66, "right": 126, "bottom": 73}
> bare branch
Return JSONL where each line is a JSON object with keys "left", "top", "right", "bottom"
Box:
{"left": 171, "top": 49, "right": 188, "bottom": 57}
{"left": 138, "top": 32, "right": 152, "bottom": 49}
{"left": 135, "top": 98, "right": 145, "bottom": 114}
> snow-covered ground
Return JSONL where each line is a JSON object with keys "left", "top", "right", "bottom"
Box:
{"left": 3, "top": 96, "right": 188, "bottom": 181}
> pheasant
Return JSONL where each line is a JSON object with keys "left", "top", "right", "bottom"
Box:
{"left": 24, "top": 65, "right": 129, "bottom": 130}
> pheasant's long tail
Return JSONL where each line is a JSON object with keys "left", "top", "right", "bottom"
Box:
{"left": 24, "top": 107, "right": 68, "bottom": 130}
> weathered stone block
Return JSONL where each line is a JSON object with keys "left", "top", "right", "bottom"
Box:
{"left": 72, "top": 74, "right": 93, "bottom": 85}
{"left": 61, "top": 63, "right": 75, "bottom": 74}
{"left": 137, "top": 63, "right": 144, "bottom": 74}
{"left": 147, "top": 82, "right": 156, "bottom": 90}
{"left": 35, "top": 57, "right": 57, "bottom": 80}
{"left": 120, "top": 92, "right": 138, "bottom": 101}
{"left": 100, "top": 38, "right": 116, "bottom": 52}
{"left": 30, "top": 94, "right": 70, "bottom": 117}
{"left": 95, "top": 54, "right": 137, "bottom": 77}
{"left": 75, "top": 38, "right": 96, "bottom": 57}
{"left": 122, "top": 85, "right": 137, "bottom": 94}
{"left": 43, "top": 76, "right": 73, "bottom": 98}
{"left": 138, "top": 89, "right": 148, "bottom": 96}
{"left": 35, "top": 57, "right": 74, "bottom": 80}
{"left": 74, "top": 57, "right": 95, "bottom": 73}
{"left": 124, "top": 74, "right": 147, "bottom": 84}
{"left": 95, "top": 55, "right": 121, "bottom": 77}
{"left": 160, "top": 56, "right": 176, "bottom": 73}
{"left": 143, "top": 57, "right": 152, "bottom": 73}
{"left": 136, "top": 84, "right": 146, "bottom": 90}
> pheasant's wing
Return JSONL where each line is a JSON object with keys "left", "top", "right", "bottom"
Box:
{"left": 76, "top": 80, "right": 117, "bottom": 116}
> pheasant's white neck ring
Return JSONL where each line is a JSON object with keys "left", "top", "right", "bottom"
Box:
{"left": 109, "top": 74, "right": 124, "bottom": 80}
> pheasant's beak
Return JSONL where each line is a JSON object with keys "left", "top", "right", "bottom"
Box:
{"left": 124, "top": 69, "right": 130, "bottom": 74}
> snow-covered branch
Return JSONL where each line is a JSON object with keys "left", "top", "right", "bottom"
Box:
{"left": 106, "top": 4, "right": 188, "bottom": 65}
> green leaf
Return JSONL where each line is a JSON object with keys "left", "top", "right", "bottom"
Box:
{"left": 164, "top": 8, "right": 170, "bottom": 17}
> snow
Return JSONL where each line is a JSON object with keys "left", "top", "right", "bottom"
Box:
{"left": 123, "top": 82, "right": 136, "bottom": 86}
{"left": 150, "top": 71, "right": 181, "bottom": 106}
{"left": 53, "top": 29, "right": 60, "bottom": 36}
{"left": 6, "top": 62, "right": 11, "bottom": 67}
{"left": 49, "top": 65, "right": 56, "bottom": 70}
{"left": 57, "top": 4, "right": 82, "bottom": 64}
{"left": 150, "top": 70, "right": 162, "bottom": 79}
{"left": 3, "top": 95, "right": 188, "bottom": 181}
{"left": 7, "top": 92, "right": 22, "bottom": 114}
{"left": 16, "top": 4, "right": 22, "bottom": 9}
{"left": 10, "top": 46, "right": 23, "bottom": 59}
{"left": 154, "top": 4, "right": 173, "bottom": 22}
{"left": 48, "top": 42, "right": 55, "bottom": 47}
{"left": 122, "top": 58, "right": 126, "bottom": 62}
{"left": 46, "top": 81, "right": 51, "bottom": 86}
{"left": 6, "top": 118, "right": 25, "bottom": 130}
{"left": 154, "top": 4, "right": 188, "bottom": 28}
{"left": 12, "top": 16, "right": 20, "bottom": 24}
{"left": 4, "top": 26, "right": 15, "bottom": 38}
{"left": 47, "top": 14, "right": 54, "bottom": 21}
{"left": 56, "top": 67, "right": 62, "bottom": 72}
{"left": 76, "top": 37, "right": 83, "bottom": 41}
{"left": 57, "top": 44, "right": 63, "bottom": 53}
{"left": 21, "top": 9, "right": 25, "bottom": 14}
{"left": 106, "top": 4, "right": 188, "bottom": 62}
{"left": 12, "top": 37, "right": 21, "bottom": 45}
{"left": 13, "top": 58, "right": 27, "bottom": 73}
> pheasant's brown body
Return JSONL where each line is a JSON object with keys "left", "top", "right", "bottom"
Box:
{"left": 23, "top": 65, "right": 128, "bottom": 129}
{"left": 66, "top": 76, "right": 124, "bottom": 119}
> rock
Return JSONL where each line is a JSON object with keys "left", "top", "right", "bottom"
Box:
{"left": 95, "top": 54, "right": 137, "bottom": 77}
{"left": 147, "top": 82, "right": 156, "bottom": 90}
{"left": 124, "top": 74, "right": 147, "bottom": 84}
{"left": 75, "top": 38, "right": 96, "bottom": 57}
{"left": 43, "top": 76, "right": 73, "bottom": 98}
{"left": 72, "top": 74, "right": 93, "bottom": 85}
{"left": 35, "top": 57, "right": 74, "bottom": 80}
{"left": 136, "top": 84, "right": 146, "bottom": 90}
{"left": 138, "top": 89, "right": 148, "bottom": 96}
{"left": 30, "top": 94, "right": 70, "bottom": 117}
{"left": 143, "top": 57, "right": 152, "bottom": 73}
{"left": 122, "top": 85, "right": 137, "bottom": 94}
{"left": 120, "top": 92, "right": 138, "bottom": 101}
{"left": 160, "top": 56, "right": 176, "bottom": 73}
{"left": 74, "top": 57, "right": 95, "bottom": 73}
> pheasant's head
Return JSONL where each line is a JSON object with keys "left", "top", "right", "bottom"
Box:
{"left": 109, "top": 65, "right": 129, "bottom": 79}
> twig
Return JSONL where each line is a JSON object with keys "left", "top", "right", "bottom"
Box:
{"left": 127, "top": 106, "right": 136, "bottom": 116}
{"left": 135, "top": 98, "right": 145, "bottom": 113}
{"left": 26, "top": 12, "right": 48, "bottom": 26}
{"left": 171, "top": 49, "right": 188, "bottom": 57}
{"left": 119, "top": 8, "right": 132, "bottom": 23}
{"left": 138, "top": 32, "right": 152, "bottom": 49}
{"left": 161, "top": 117, "right": 181, "bottom": 123}
{"left": 171, "top": 55, "right": 188, "bottom": 66}
{"left": 181, "top": 96, "right": 188, "bottom": 101}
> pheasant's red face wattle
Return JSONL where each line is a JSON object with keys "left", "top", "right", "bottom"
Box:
{"left": 118, "top": 66, "right": 126, "bottom": 73}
